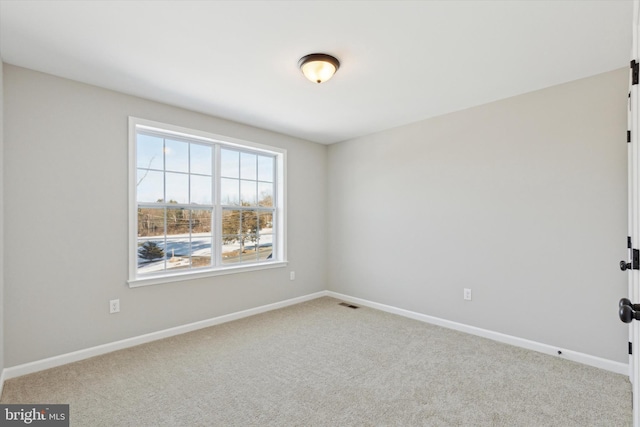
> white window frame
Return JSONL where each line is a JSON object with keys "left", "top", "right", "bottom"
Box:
{"left": 128, "top": 117, "right": 287, "bottom": 287}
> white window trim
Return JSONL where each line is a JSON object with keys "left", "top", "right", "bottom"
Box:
{"left": 128, "top": 117, "right": 287, "bottom": 288}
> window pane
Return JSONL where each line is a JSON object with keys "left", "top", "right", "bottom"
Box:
{"left": 221, "top": 209, "right": 272, "bottom": 265}
{"left": 137, "top": 169, "right": 164, "bottom": 203}
{"left": 191, "top": 238, "right": 212, "bottom": 269}
{"left": 257, "top": 234, "right": 273, "bottom": 261}
{"left": 241, "top": 152, "right": 257, "bottom": 180}
{"left": 222, "top": 209, "right": 241, "bottom": 235}
{"left": 240, "top": 180, "right": 257, "bottom": 206}
{"left": 221, "top": 234, "right": 256, "bottom": 263}
{"left": 258, "top": 182, "right": 273, "bottom": 207}
{"left": 258, "top": 155, "right": 274, "bottom": 182}
{"left": 191, "top": 143, "right": 212, "bottom": 175}
{"left": 242, "top": 237, "right": 259, "bottom": 263}
{"left": 221, "top": 235, "right": 241, "bottom": 265}
{"left": 165, "top": 139, "right": 189, "bottom": 173}
{"left": 241, "top": 209, "right": 259, "bottom": 264}
{"left": 137, "top": 207, "right": 165, "bottom": 237}
{"left": 221, "top": 178, "right": 239, "bottom": 206}
{"left": 258, "top": 211, "right": 274, "bottom": 233}
{"left": 166, "top": 208, "right": 189, "bottom": 238}
{"left": 137, "top": 134, "right": 164, "bottom": 170}
{"left": 191, "top": 209, "right": 212, "bottom": 235}
{"left": 190, "top": 175, "right": 212, "bottom": 205}
{"left": 137, "top": 237, "right": 166, "bottom": 274}
{"left": 165, "top": 238, "right": 192, "bottom": 270}
{"left": 222, "top": 208, "right": 240, "bottom": 264}
{"left": 221, "top": 149, "right": 239, "bottom": 178}
{"left": 258, "top": 212, "right": 274, "bottom": 261}
{"left": 165, "top": 172, "right": 189, "bottom": 204}
{"left": 241, "top": 210, "right": 258, "bottom": 235}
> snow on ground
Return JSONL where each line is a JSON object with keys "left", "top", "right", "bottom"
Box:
{"left": 137, "top": 231, "right": 273, "bottom": 274}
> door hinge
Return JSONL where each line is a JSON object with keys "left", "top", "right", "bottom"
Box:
{"left": 632, "top": 60, "right": 639, "bottom": 85}
{"left": 628, "top": 130, "right": 632, "bottom": 143}
{"left": 630, "top": 342, "right": 633, "bottom": 355}
{"left": 623, "top": 237, "right": 640, "bottom": 270}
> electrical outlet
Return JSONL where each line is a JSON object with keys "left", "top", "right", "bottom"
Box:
{"left": 463, "top": 288, "right": 472, "bottom": 301}
{"left": 290, "top": 271, "right": 295, "bottom": 281}
{"left": 110, "top": 299, "right": 120, "bottom": 314}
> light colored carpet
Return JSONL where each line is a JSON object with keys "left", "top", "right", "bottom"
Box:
{"left": 0, "top": 297, "right": 632, "bottom": 426}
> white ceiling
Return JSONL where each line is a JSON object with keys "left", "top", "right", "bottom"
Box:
{"left": 0, "top": 1, "right": 633, "bottom": 144}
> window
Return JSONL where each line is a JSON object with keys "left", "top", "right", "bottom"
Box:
{"left": 129, "top": 118, "right": 286, "bottom": 287}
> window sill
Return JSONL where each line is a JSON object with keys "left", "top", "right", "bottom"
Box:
{"left": 128, "top": 261, "right": 288, "bottom": 288}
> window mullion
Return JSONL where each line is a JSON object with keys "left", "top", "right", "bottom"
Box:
{"left": 273, "top": 156, "right": 278, "bottom": 260}
{"left": 214, "top": 144, "right": 222, "bottom": 267}
{"left": 187, "top": 143, "right": 193, "bottom": 269}
{"left": 162, "top": 138, "right": 167, "bottom": 272}
{"left": 163, "top": 206, "right": 167, "bottom": 272}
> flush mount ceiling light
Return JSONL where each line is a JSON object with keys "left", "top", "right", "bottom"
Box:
{"left": 298, "top": 53, "right": 340, "bottom": 84}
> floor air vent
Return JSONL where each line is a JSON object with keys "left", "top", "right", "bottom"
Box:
{"left": 339, "top": 302, "right": 359, "bottom": 309}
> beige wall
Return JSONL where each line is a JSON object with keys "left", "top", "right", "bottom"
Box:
{"left": 2, "top": 64, "right": 327, "bottom": 366}
{"left": 328, "top": 68, "right": 629, "bottom": 362}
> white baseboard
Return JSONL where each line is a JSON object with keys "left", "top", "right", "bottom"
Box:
{"left": 3, "top": 291, "right": 327, "bottom": 381}
{"left": 326, "top": 291, "right": 629, "bottom": 376}
{"left": 1, "top": 289, "right": 628, "bottom": 384}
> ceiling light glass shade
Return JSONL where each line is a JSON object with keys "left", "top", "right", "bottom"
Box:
{"left": 298, "top": 53, "right": 340, "bottom": 84}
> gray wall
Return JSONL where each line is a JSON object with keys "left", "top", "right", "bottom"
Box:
{"left": 3, "top": 64, "right": 327, "bottom": 367}
{"left": 327, "top": 68, "right": 629, "bottom": 362}
{"left": 2, "top": 63, "right": 630, "bottom": 367}
{"left": 0, "top": 60, "right": 4, "bottom": 374}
